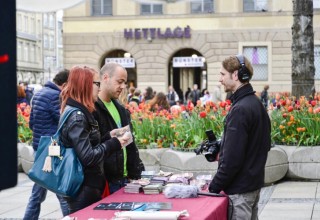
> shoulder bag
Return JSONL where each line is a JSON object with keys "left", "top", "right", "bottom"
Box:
{"left": 28, "top": 107, "right": 84, "bottom": 197}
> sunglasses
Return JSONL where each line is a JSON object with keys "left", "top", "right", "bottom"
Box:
{"left": 93, "top": 81, "right": 101, "bottom": 88}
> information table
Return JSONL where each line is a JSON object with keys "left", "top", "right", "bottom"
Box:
{"left": 69, "top": 188, "right": 228, "bottom": 220}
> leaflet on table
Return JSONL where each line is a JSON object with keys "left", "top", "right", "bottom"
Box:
{"left": 93, "top": 202, "right": 172, "bottom": 211}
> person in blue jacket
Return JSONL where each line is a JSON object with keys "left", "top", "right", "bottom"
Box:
{"left": 23, "top": 69, "right": 70, "bottom": 220}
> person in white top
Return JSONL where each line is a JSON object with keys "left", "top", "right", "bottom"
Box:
{"left": 201, "top": 89, "right": 212, "bottom": 105}
{"left": 212, "top": 85, "right": 222, "bottom": 103}
{"left": 166, "top": 85, "right": 179, "bottom": 106}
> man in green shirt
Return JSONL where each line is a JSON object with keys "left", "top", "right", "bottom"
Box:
{"left": 93, "top": 62, "right": 144, "bottom": 194}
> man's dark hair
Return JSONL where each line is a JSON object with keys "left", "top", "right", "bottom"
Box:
{"left": 53, "top": 69, "right": 69, "bottom": 86}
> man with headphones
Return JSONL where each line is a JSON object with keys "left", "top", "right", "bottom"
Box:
{"left": 209, "top": 55, "right": 271, "bottom": 220}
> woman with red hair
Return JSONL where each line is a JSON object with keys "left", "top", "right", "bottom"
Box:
{"left": 59, "top": 66, "right": 129, "bottom": 214}
{"left": 17, "top": 85, "right": 27, "bottom": 104}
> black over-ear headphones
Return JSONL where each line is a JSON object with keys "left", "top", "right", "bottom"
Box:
{"left": 235, "top": 55, "right": 250, "bottom": 83}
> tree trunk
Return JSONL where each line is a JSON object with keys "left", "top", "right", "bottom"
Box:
{"left": 292, "top": 0, "right": 315, "bottom": 98}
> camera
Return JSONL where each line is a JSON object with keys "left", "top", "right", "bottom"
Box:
{"left": 194, "top": 130, "right": 220, "bottom": 162}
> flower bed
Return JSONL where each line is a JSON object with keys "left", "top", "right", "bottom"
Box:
{"left": 130, "top": 93, "right": 320, "bottom": 150}
{"left": 17, "top": 93, "right": 320, "bottom": 149}
{"left": 17, "top": 103, "right": 32, "bottom": 144}
{"left": 130, "top": 101, "right": 228, "bottom": 149}
{"left": 270, "top": 94, "right": 320, "bottom": 146}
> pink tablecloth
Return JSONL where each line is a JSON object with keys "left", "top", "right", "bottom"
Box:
{"left": 69, "top": 188, "right": 228, "bottom": 220}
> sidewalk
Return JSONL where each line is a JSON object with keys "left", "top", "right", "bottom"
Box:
{"left": 0, "top": 173, "right": 63, "bottom": 220}
{"left": 0, "top": 173, "right": 319, "bottom": 220}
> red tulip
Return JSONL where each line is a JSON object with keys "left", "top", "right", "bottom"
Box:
{"left": 199, "top": 111, "right": 207, "bottom": 118}
{"left": 220, "top": 101, "right": 226, "bottom": 108}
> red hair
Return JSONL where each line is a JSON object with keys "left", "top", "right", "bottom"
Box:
{"left": 60, "top": 66, "right": 96, "bottom": 113}
{"left": 17, "top": 85, "right": 26, "bottom": 98}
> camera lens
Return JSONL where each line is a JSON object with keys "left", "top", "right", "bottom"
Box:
{"left": 205, "top": 153, "right": 216, "bottom": 162}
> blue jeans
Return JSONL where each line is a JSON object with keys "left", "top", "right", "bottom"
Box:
{"left": 109, "top": 178, "right": 129, "bottom": 194}
{"left": 23, "top": 183, "right": 69, "bottom": 220}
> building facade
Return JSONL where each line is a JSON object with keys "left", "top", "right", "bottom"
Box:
{"left": 17, "top": 10, "right": 64, "bottom": 85}
{"left": 16, "top": 10, "right": 43, "bottom": 84}
{"left": 63, "top": 0, "right": 320, "bottom": 97}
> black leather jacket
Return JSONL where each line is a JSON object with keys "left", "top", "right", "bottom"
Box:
{"left": 59, "top": 98, "right": 122, "bottom": 190}
{"left": 93, "top": 98, "right": 144, "bottom": 183}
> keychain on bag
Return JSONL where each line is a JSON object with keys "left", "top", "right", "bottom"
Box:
{"left": 49, "top": 139, "right": 61, "bottom": 157}
{"left": 42, "top": 138, "right": 62, "bottom": 172}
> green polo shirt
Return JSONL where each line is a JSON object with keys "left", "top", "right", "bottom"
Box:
{"left": 103, "top": 100, "right": 127, "bottom": 177}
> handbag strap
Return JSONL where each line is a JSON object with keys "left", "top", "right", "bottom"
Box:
{"left": 53, "top": 107, "right": 79, "bottom": 139}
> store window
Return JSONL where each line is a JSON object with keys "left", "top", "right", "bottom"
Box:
{"left": 315, "top": 45, "right": 320, "bottom": 79}
{"left": 243, "top": 46, "right": 268, "bottom": 81}
{"left": 191, "top": 0, "right": 214, "bottom": 13}
{"left": 141, "top": 4, "right": 163, "bottom": 15}
{"left": 91, "top": 0, "right": 112, "bottom": 16}
{"left": 243, "top": 0, "right": 268, "bottom": 12}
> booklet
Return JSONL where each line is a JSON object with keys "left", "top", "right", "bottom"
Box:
{"left": 93, "top": 202, "right": 172, "bottom": 211}
{"left": 112, "top": 125, "right": 133, "bottom": 147}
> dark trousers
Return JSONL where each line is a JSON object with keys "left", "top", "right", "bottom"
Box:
{"left": 109, "top": 177, "right": 129, "bottom": 194}
{"left": 66, "top": 185, "right": 103, "bottom": 214}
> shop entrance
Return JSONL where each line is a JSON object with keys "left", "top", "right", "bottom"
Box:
{"left": 100, "top": 49, "right": 137, "bottom": 88}
{"left": 168, "top": 48, "right": 207, "bottom": 102}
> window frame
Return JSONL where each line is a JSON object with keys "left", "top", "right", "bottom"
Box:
{"left": 43, "top": 14, "right": 48, "bottom": 27}
{"left": 314, "top": 0, "right": 320, "bottom": 9}
{"left": 190, "top": 0, "right": 214, "bottom": 14}
{"left": 24, "top": 43, "right": 29, "bottom": 62}
{"left": 243, "top": 0, "right": 268, "bottom": 12}
{"left": 44, "top": 34, "right": 49, "bottom": 49}
{"left": 140, "top": 3, "right": 163, "bottom": 15}
{"left": 91, "top": 0, "right": 113, "bottom": 16}
{"left": 239, "top": 42, "right": 272, "bottom": 83}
